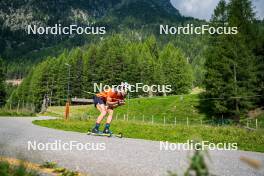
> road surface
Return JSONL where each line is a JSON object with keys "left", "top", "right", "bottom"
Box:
{"left": 0, "top": 117, "right": 263, "bottom": 176}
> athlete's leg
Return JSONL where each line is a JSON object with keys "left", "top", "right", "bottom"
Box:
{"left": 106, "top": 108, "right": 114, "bottom": 124}
{"left": 92, "top": 104, "right": 107, "bottom": 133}
{"left": 103, "top": 108, "right": 114, "bottom": 134}
{"left": 96, "top": 104, "right": 107, "bottom": 123}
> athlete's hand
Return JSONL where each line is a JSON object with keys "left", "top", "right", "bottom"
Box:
{"left": 118, "top": 100, "right": 125, "bottom": 105}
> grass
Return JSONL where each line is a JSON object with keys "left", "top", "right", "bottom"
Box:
{"left": 43, "top": 94, "right": 264, "bottom": 126}
{"left": 239, "top": 112, "right": 264, "bottom": 129}
{"left": 43, "top": 94, "right": 208, "bottom": 124}
{"left": 0, "top": 157, "right": 83, "bottom": 176}
{"left": 257, "top": 113, "right": 264, "bottom": 128}
{"left": 36, "top": 94, "right": 264, "bottom": 152}
{"left": 0, "top": 108, "right": 35, "bottom": 117}
{"left": 0, "top": 160, "right": 38, "bottom": 176}
{"left": 33, "top": 119, "right": 264, "bottom": 153}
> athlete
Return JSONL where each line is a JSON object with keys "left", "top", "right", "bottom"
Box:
{"left": 91, "top": 82, "right": 129, "bottom": 134}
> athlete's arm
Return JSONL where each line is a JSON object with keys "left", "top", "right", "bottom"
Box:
{"left": 107, "top": 101, "right": 125, "bottom": 109}
{"left": 106, "top": 97, "right": 119, "bottom": 105}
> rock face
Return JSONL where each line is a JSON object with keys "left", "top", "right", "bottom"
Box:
{"left": 111, "top": 0, "right": 182, "bottom": 23}
{"left": 153, "top": 0, "right": 181, "bottom": 16}
{"left": 0, "top": 0, "right": 121, "bottom": 30}
{"left": 0, "top": 0, "right": 186, "bottom": 62}
{"left": 0, "top": 0, "right": 181, "bottom": 30}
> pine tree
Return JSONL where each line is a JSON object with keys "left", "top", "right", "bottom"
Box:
{"left": 69, "top": 48, "right": 84, "bottom": 98}
{"left": 55, "top": 51, "right": 70, "bottom": 105}
{"left": 211, "top": 0, "right": 228, "bottom": 25}
{"left": 138, "top": 42, "right": 156, "bottom": 96}
{"left": 98, "top": 36, "right": 127, "bottom": 86}
{"left": 160, "top": 43, "right": 193, "bottom": 95}
{"left": 121, "top": 43, "right": 141, "bottom": 97}
{"left": 254, "top": 21, "right": 264, "bottom": 106}
{"left": 82, "top": 46, "right": 95, "bottom": 98}
{"left": 204, "top": 0, "right": 258, "bottom": 120}
{"left": 228, "top": 0, "right": 255, "bottom": 46}
{"left": 0, "top": 58, "right": 6, "bottom": 107}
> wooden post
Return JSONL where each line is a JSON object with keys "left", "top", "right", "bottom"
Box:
{"left": 123, "top": 114, "right": 126, "bottom": 120}
{"left": 17, "top": 100, "right": 20, "bottom": 113}
{"left": 174, "top": 117, "right": 177, "bottom": 126}
{"left": 247, "top": 119, "right": 249, "bottom": 128}
{"left": 256, "top": 119, "right": 258, "bottom": 129}
{"left": 65, "top": 100, "right": 70, "bottom": 121}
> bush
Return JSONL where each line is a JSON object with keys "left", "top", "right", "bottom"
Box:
{"left": 0, "top": 161, "right": 38, "bottom": 176}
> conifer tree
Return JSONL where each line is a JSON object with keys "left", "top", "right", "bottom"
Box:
{"left": 69, "top": 48, "right": 84, "bottom": 98}
{"left": 204, "top": 0, "right": 258, "bottom": 120}
{"left": 0, "top": 58, "right": 6, "bottom": 107}
{"left": 160, "top": 43, "right": 193, "bottom": 95}
{"left": 254, "top": 22, "right": 264, "bottom": 106}
{"left": 8, "top": 35, "right": 197, "bottom": 111}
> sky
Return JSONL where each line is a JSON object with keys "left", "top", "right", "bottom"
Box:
{"left": 170, "top": 0, "right": 264, "bottom": 21}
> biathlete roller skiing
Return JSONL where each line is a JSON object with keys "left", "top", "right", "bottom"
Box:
{"left": 87, "top": 82, "right": 130, "bottom": 138}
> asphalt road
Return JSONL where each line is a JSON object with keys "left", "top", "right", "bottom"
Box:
{"left": 0, "top": 117, "right": 263, "bottom": 176}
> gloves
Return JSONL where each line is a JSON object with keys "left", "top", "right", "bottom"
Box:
{"left": 118, "top": 100, "right": 125, "bottom": 105}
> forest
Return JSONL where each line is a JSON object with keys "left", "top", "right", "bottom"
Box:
{"left": 7, "top": 35, "right": 193, "bottom": 111}
{"left": 0, "top": 0, "right": 263, "bottom": 121}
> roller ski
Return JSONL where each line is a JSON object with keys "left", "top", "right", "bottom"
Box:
{"left": 87, "top": 129, "right": 123, "bottom": 138}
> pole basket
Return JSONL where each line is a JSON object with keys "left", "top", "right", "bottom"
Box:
{"left": 65, "top": 100, "right": 70, "bottom": 120}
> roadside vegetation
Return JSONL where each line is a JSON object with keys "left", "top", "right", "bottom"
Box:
{"left": 0, "top": 158, "right": 38, "bottom": 176}
{"left": 0, "top": 108, "right": 35, "bottom": 117}
{"left": 0, "top": 157, "right": 82, "bottom": 176}
{"left": 33, "top": 118, "right": 264, "bottom": 153}
{"left": 42, "top": 94, "right": 263, "bottom": 126}
{"left": 34, "top": 93, "right": 264, "bottom": 153}
{"left": 43, "top": 94, "right": 208, "bottom": 123}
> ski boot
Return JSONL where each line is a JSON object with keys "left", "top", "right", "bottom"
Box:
{"left": 103, "top": 128, "right": 112, "bottom": 134}
{"left": 92, "top": 127, "right": 100, "bottom": 134}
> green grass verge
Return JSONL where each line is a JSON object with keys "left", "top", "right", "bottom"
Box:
{"left": 33, "top": 119, "right": 264, "bottom": 153}
{"left": 43, "top": 94, "right": 208, "bottom": 124}
{"left": 0, "top": 108, "right": 35, "bottom": 117}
